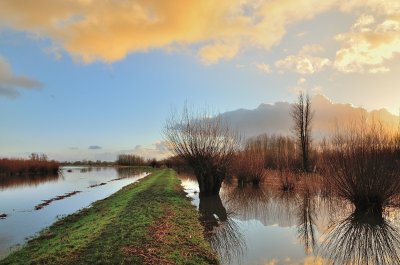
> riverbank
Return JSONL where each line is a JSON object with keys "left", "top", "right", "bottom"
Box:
{"left": 1, "top": 169, "right": 218, "bottom": 265}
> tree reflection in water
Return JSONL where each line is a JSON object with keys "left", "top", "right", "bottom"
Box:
{"left": 199, "top": 195, "right": 245, "bottom": 265}
{"left": 186, "top": 171, "right": 400, "bottom": 265}
{"left": 296, "top": 188, "right": 317, "bottom": 255}
{"left": 116, "top": 167, "right": 143, "bottom": 178}
{"left": 0, "top": 173, "right": 61, "bottom": 189}
{"left": 320, "top": 207, "right": 400, "bottom": 265}
{"left": 223, "top": 185, "right": 269, "bottom": 221}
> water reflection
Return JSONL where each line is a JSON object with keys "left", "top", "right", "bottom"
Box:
{"left": 179, "top": 173, "right": 400, "bottom": 265}
{"left": 296, "top": 189, "right": 317, "bottom": 255}
{"left": 199, "top": 195, "right": 245, "bottom": 264}
{"left": 0, "top": 174, "right": 61, "bottom": 190}
{"left": 223, "top": 186, "right": 269, "bottom": 222}
{"left": 320, "top": 207, "right": 400, "bottom": 265}
{"left": 116, "top": 167, "right": 143, "bottom": 178}
{"left": 0, "top": 167, "right": 145, "bottom": 190}
{"left": 0, "top": 167, "right": 147, "bottom": 258}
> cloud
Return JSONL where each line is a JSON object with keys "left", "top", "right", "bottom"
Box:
{"left": 117, "top": 140, "right": 172, "bottom": 160}
{"left": 297, "top": 77, "right": 307, "bottom": 85}
{"left": 334, "top": 15, "right": 400, "bottom": 73}
{"left": 0, "top": 56, "right": 43, "bottom": 98}
{"left": 256, "top": 62, "right": 273, "bottom": 74}
{"left": 0, "top": 0, "right": 339, "bottom": 64}
{"left": 1, "top": 0, "right": 399, "bottom": 67}
{"left": 43, "top": 46, "right": 63, "bottom": 60}
{"left": 264, "top": 259, "right": 278, "bottom": 265}
{"left": 198, "top": 42, "right": 240, "bottom": 64}
{"left": 275, "top": 44, "right": 331, "bottom": 74}
{"left": 123, "top": 140, "right": 171, "bottom": 160}
{"left": 88, "top": 145, "right": 102, "bottom": 150}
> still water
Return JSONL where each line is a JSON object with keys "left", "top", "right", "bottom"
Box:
{"left": 179, "top": 175, "right": 400, "bottom": 265}
{"left": 0, "top": 166, "right": 148, "bottom": 258}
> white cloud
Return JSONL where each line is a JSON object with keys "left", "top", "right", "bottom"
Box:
{"left": 297, "top": 31, "right": 307, "bottom": 37}
{"left": 275, "top": 44, "right": 331, "bottom": 74}
{"left": 121, "top": 141, "right": 171, "bottom": 160}
{"left": 0, "top": 56, "right": 43, "bottom": 98}
{"left": 334, "top": 15, "right": 400, "bottom": 73}
{"left": 297, "top": 77, "right": 307, "bottom": 85}
{"left": 369, "top": 66, "right": 390, "bottom": 73}
{"left": 256, "top": 62, "right": 272, "bottom": 74}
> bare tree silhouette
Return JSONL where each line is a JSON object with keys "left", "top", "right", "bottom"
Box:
{"left": 291, "top": 92, "right": 313, "bottom": 172}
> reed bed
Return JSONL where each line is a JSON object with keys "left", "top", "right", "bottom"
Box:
{"left": 0, "top": 158, "right": 60, "bottom": 177}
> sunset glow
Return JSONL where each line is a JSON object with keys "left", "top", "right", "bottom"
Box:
{"left": 0, "top": 0, "right": 399, "bottom": 160}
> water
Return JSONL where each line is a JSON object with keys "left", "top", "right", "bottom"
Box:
{"left": 179, "top": 175, "right": 400, "bottom": 265}
{"left": 0, "top": 166, "right": 148, "bottom": 258}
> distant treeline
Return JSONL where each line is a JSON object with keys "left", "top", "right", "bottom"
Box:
{"left": 115, "top": 154, "right": 159, "bottom": 168}
{"left": 61, "top": 160, "right": 115, "bottom": 167}
{"left": 0, "top": 153, "right": 60, "bottom": 177}
{"left": 61, "top": 155, "right": 161, "bottom": 168}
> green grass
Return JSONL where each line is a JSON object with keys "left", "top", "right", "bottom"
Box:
{"left": 1, "top": 169, "right": 219, "bottom": 265}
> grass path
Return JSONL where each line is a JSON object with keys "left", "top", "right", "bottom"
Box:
{"left": 1, "top": 169, "right": 218, "bottom": 265}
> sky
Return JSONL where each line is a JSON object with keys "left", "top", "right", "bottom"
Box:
{"left": 0, "top": 0, "right": 400, "bottom": 161}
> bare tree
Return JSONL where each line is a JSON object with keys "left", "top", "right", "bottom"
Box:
{"left": 163, "top": 106, "right": 240, "bottom": 196}
{"left": 291, "top": 92, "right": 313, "bottom": 172}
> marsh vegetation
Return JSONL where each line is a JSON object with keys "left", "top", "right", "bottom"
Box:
{"left": 0, "top": 154, "right": 59, "bottom": 177}
{"left": 168, "top": 93, "right": 400, "bottom": 265}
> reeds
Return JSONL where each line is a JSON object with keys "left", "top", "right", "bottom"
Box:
{"left": 0, "top": 158, "right": 60, "bottom": 177}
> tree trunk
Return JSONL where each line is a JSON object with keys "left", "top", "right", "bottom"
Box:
{"left": 197, "top": 173, "right": 223, "bottom": 196}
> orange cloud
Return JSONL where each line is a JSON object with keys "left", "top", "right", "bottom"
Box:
{"left": 0, "top": 0, "right": 338, "bottom": 63}
{"left": 1, "top": 0, "right": 399, "bottom": 67}
{"left": 198, "top": 42, "right": 240, "bottom": 64}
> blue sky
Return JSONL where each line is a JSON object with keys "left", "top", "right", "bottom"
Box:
{"left": 0, "top": 1, "right": 399, "bottom": 161}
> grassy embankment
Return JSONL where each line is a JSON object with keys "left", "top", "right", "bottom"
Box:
{"left": 1, "top": 169, "right": 218, "bottom": 265}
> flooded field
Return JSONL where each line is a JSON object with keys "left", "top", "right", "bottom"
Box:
{"left": 0, "top": 167, "right": 147, "bottom": 258}
{"left": 179, "top": 174, "right": 400, "bottom": 265}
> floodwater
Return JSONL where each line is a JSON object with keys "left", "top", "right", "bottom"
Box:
{"left": 179, "top": 175, "right": 400, "bottom": 265}
{"left": 0, "top": 166, "right": 148, "bottom": 258}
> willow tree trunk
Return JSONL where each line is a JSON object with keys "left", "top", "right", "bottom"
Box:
{"left": 194, "top": 168, "right": 224, "bottom": 196}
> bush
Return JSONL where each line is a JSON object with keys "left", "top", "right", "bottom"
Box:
{"left": 321, "top": 123, "right": 400, "bottom": 213}
{"left": 0, "top": 155, "right": 60, "bottom": 177}
{"left": 233, "top": 148, "right": 265, "bottom": 186}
